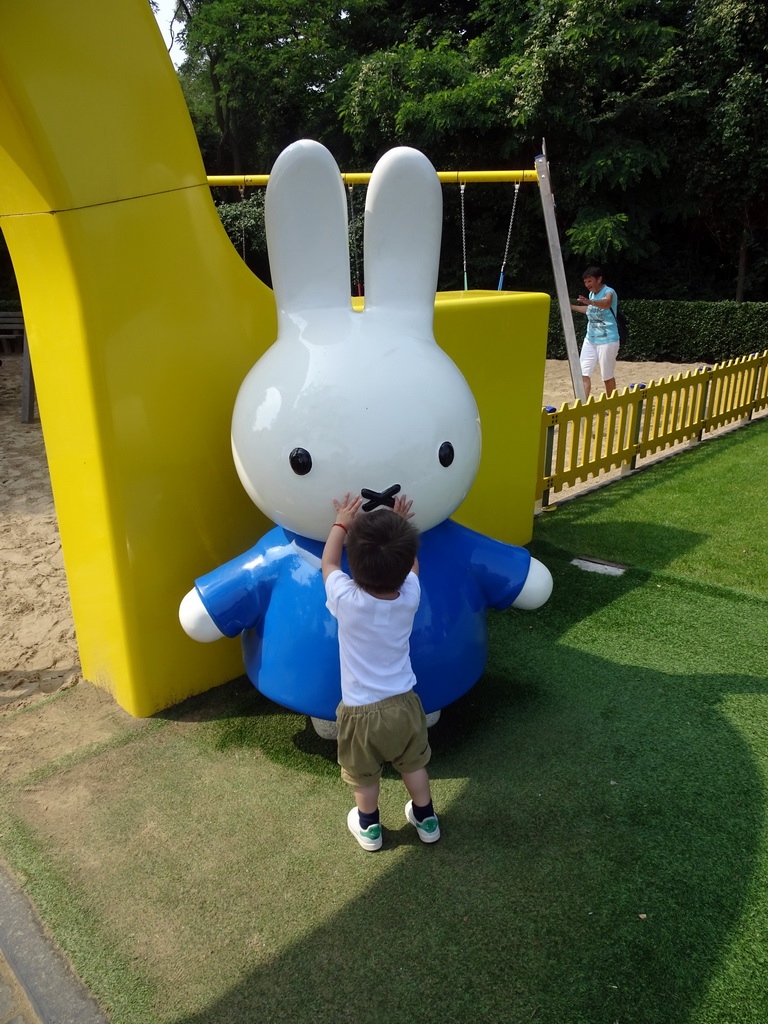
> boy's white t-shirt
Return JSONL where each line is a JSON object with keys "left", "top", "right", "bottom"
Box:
{"left": 325, "top": 570, "right": 420, "bottom": 707}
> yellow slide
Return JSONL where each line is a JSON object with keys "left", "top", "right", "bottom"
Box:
{"left": 0, "top": 0, "right": 548, "bottom": 716}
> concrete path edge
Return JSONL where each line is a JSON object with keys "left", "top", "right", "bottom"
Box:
{"left": 0, "top": 860, "right": 109, "bottom": 1024}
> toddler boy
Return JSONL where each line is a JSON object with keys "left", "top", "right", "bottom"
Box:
{"left": 322, "top": 492, "right": 439, "bottom": 851}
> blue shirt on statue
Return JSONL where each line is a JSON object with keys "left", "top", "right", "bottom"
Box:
{"left": 193, "top": 519, "right": 532, "bottom": 721}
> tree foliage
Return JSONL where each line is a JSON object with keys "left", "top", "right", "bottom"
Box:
{"left": 175, "top": 0, "right": 351, "bottom": 171}
{"left": 682, "top": 0, "right": 768, "bottom": 299}
{"left": 169, "top": 0, "right": 768, "bottom": 300}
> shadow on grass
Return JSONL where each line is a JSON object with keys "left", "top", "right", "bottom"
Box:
{"left": 157, "top": 521, "right": 710, "bottom": 777}
{"left": 157, "top": 678, "right": 342, "bottom": 777}
{"left": 163, "top": 522, "right": 767, "bottom": 1023}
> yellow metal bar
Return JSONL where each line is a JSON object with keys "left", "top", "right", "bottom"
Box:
{"left": 206, "top": 169, "right": 539, "bottom": 188}
{"left": 207, "top": 174, "right": 271, "bottom": 187}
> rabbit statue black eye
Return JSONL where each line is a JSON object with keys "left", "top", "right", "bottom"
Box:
{"left": 289, "top": 448, "right": 312, "bottom": 475}
{"left": 439, "top": 442, "right": 455, "bottom": 467}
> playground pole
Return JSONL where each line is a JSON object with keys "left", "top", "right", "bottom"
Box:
{"left": 534, "top": 154, "right": 586, "bottom": 403}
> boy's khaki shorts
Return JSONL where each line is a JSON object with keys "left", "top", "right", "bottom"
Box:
{"left": 336, "top": 690, "right": 431, "bottom": 787}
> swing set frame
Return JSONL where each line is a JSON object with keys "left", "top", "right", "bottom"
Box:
{"left": 209, "top": 152, "right": 585, "bottom": 402}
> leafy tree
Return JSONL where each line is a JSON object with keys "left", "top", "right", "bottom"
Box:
{"left": 488, "top": 0, "right": 691, "bottom": 261}
{"left": 335, "top": 1, "right": 512, "bottom": 166}
{"left": 170, "top": 0, "right": 768, "bottom": 300}
{"left": 681, "top": 0, "right": 768, "bottom": 299}
{"left": 476, "top": 0, "right": 768, "bottom": 298}
{"left": 174, "top": 0, "right": 351, "bottom": 172}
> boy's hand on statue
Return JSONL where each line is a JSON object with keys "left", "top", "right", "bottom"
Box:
{"left": 393, "top": 494, "right": 414, "bottom": 520}
{"left": 333, "top": 493, "right": 362, "bottom": 527}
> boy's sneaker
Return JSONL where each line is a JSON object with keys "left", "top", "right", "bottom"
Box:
{"left": 405, "top": 800, "right": 441, "bottom": 843}
{"left": 347, "top": 807, "right": 382, "bottom": 851}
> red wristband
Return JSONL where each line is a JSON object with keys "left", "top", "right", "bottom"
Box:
{"left": 334, "top": 522, "right": 347, "bottom": 532}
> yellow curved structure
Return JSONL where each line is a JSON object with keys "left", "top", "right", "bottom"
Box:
{"left": 0, "top": 0, "right": 548, "bottom": 717}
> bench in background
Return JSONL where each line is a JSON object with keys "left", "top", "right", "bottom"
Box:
{"left": 0, "top": 310, "right": 25, "bottom": 354}
{"left": 0, "top": 310, "right": 37, "bottom": 423}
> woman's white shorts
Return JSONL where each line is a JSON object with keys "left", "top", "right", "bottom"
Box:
{"left": 580, "top": 340, "right": 620, "bottom": 380}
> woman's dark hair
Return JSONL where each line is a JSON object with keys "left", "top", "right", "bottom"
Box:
{"left": 346, "top": 510, "right": 420, "bottom": 595}
{"left": 582, "top": 264, "right": 604, "bottom": 279}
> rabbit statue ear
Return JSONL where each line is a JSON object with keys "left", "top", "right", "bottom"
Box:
{"left": 265, "top": 140, "right": 351, "bottom": 316}
{"left": 363, "top": 147, "right": 442, "bottom": 331}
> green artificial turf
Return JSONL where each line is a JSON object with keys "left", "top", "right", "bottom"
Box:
{"left": 1, "top": 419, "right": 767, "bottom": 1024}
{"left": 535, "top": 417, "right": 768, "bottom": 595}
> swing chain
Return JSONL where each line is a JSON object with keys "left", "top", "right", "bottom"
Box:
{"left": 497, "top": 182, "right": 520, "bottom": 290}
{"left": 460, "top": 183, "right": 468, "bottom": 291}
{"left": 239, "top": 186, "right": 246, "bottom": 263}
{"left": 499, "top": 183, "right": 520, "bottom": 276}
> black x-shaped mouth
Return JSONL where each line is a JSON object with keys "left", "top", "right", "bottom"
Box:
{"left": 360, "top": 484, "right": 401, "bottom": 512}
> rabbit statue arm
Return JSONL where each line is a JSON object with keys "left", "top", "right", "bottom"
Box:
{"left": 179, "top": 588, "right": 225, "bottom": 642}
{"left": 179, "top": 529, "right": 288, "bottom": 642}
{"left": 511, "top": 557, "right": 553, "bottom": 610}
{"left": 445, "top": 521, "right": 552, "bottom": 611}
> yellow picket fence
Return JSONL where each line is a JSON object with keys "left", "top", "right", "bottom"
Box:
{"left": 538, "top": 350, "right": 768, "bottom": 503}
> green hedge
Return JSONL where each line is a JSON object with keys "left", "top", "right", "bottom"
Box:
{"left": 0, "top": 298, "right": 22, "bottom": 312}
{"left": 547, "top": 300, "right": 768, "bottom": 363}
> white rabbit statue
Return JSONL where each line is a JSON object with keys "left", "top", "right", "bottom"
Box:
{"left": 180, "top": 139, "right": 552, "bottom": 731}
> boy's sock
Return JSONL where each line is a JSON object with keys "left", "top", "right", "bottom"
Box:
{"left": 358, "top": 808, "right": 380, "bottom": 830}
{"left": 411, "top": 800, "right": 435, "bottom": 823}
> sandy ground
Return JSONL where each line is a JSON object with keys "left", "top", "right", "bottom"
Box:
{"left": 0, "top": 353, "right": 720, "bottom": 717}
{"left": 1, "top": 355, "right": 81, "bottom": 716}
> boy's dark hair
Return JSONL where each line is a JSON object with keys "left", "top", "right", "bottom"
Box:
{"left": 346, "top": 510, "right": 420, "bottom": 595}
{"left": 582, "top": 264, "right": 604, "bottom": 279}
